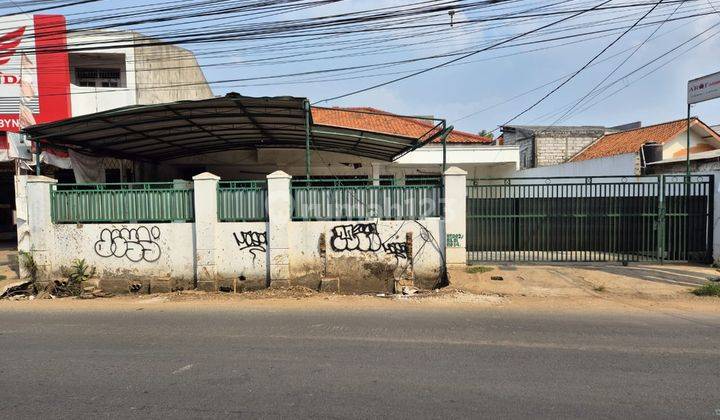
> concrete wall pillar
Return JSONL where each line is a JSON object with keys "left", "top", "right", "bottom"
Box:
{"left": 371, "top": 163, "right": 382, "bottom": 186}
{"left": 192, "top": 172, "right": 220, "bottom": 291}
{"left": 14, "top": 175, "right": 29, "bottom": 255}
{"left": 443, "top": 166, "right": 467, "bottom": 267}
{"left": 24, "top": 176, "right": 57, "bottom": 280}
{"left": 267, "top": 170, "right": 292, "bottom": 287}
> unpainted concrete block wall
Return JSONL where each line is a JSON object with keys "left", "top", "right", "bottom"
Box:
{"left": 535, "top": 134, "right": 602, "bottom": 167}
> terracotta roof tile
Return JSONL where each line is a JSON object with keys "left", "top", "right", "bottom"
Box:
{"left": 311, "top": 106, "right": 492, "bottom": 144}
{"left": 571, "top": 117, "right": 720, "bottom": 161}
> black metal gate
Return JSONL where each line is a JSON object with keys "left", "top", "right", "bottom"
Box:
{"left": 466, "top": 175, "right": 713, "bottom": 263}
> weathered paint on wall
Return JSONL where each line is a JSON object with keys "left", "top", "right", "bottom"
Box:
{"left": 21, "top": 168, "right": 466, "bottom": 294}
{"left": 49, "top": 221, "right": 270, "bottom": 292}
{"left": 288, "top": 219, "right": 443, "bottom": 293}
{"left": 52, "top": 223, "right": 195, "bottom": 290}
{"left": 45, "top": 220, "right": 441, "bottom": 294}
{"left": 215, "top": 222, "right": 268, "bottom": 290}
{"left": 133, "top": 34, "right": 213, "bottom": 104}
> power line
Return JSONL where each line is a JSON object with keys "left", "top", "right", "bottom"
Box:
{"left": 529, "top": 16, "right": 720, "bottom": 124}
{"left": 560, "top": 17, "right": 720, "bottom": 118}
{"left": 548, "top": 0, "right": 685, "bottom": 126}
{"left": 0, "top": 0, "right": 100, "bottom": 17}
{"left": 452, "top": 15, "right": 690, "bottom": 123}
{"left": 315, "top": 0, "right": 615, "bottom": 104}
{"left": 498, "top": 0, "right": 666, "bottom": 129}
{"left": 26, "top": 7, "right": 720, "bottom": 98}
{"left": 5, "top": 1, "right": 710, "bottom": 73}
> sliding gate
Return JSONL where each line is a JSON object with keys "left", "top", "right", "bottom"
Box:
{"left": 466, "top": 175, "right": 713, "bottom": 263}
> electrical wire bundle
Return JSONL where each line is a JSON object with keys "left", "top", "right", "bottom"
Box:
{"left": 0, "top": 0, "right": 717, "bottom": 130}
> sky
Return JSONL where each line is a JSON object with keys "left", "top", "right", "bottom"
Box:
{"left": 27, "top": 0, "right": 720, "bottom": 134}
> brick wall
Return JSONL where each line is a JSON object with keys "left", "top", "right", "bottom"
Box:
{"left": 534, "top": 131, "right": 605, "bottom": 167}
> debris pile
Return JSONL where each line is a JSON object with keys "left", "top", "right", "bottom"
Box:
{"left": 1, "top": 279, "right": 114, "bottom": 300}
{"left": 0, "top": 279, "right": 34, "bottom": 300}
{"left": 244, "top": 285, "right": 317, "bottom": 299}
{"left": 78, "top": 286, "right": 114, "bottom": 299}
{"left": 375, "top": 286, "right": 426, "bottom": 299}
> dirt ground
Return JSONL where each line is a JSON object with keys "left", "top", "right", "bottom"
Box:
{"left": 450, "top": 263, "right": 713, "bottom": 298}
{"left": 445, "top": 263, "right": 720, "bottom": 315}
{"left": 1, "top": 263, "right": 718, "bottom": 316}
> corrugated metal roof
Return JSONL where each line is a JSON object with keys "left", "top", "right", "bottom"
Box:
{"left": 23, "top": 94, "right": 449, "bottom": 162}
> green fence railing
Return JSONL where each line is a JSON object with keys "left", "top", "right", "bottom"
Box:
{"left": 218, "top": 180, "right": 268, "bottom": 222}
{"left": 291, "top": 178, "right": 442, "bottom": 221}
{"left": 51, "top": 182, "right": 194, "bottom": 223}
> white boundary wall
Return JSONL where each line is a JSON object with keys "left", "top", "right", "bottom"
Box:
{"left": 17, "top": 169, "right": 468, "bottom": 293}
{"left": 514, "top": 153, "right": 638, "bottom": 177}
{"left": 54, "top": 223, "right": 194, "bottom": 281}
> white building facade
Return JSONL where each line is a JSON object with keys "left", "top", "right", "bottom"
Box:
{"left": 0, "top": 14, "right": 212, "bottom": 238}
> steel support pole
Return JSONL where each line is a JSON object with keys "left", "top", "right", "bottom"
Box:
{"left": 657, "top": 175, "right": 665, "bottom": 264}
{"left": 304, "top": 100, "right": 311, "bottom": 180}
{"left": 440, "top": 125, "right": 453, "bottom": 173}
{"left": 686, "top": 104, "right": 691, "bottom": 178}
{"left": 685, "top": 104, "right": 691, "bottom": 261}
{"left": 442, "top": 133, "right": 447, "bottom": 173}
{"left": 34, "top": 141, "right": 41, "bottom": 176}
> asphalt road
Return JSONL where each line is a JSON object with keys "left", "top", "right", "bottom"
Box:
{"left": 1, "top": 304, "right": 719, "bottom": 419}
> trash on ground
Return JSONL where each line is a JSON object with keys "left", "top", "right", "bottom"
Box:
{"left": 401, "top": 286, "right": 419, "bottom": 295}
{"left": 0, "top": 279, "right": 32, "bottom": 299}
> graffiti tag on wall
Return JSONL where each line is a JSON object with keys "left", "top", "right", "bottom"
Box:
{"left": 446, "top": 233, "right": 463, "bottom": 248}
{"left": 94, "top": 226, "right": 161, "bottom": 262}
{"left": 382, "top": 242, "right": 409, "bottom": 260}
{"left": 329, "top": 223, "right": 415, "bottom": 260}
{"left": 330, "top": 223, "right": 382, "bottom": 252}
{"left": 233, "top": 231, "right": 267, "bottom": 260}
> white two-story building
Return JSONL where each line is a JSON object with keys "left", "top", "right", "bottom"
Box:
{"left": 0, "top": 14, "right": 212, "bottom": 237}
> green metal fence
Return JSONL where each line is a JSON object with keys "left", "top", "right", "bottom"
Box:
{"left": 51, "top": 182, "right": 194, "bottom": 223}
{"left": 466, "top": 175, "right": 713, "bottom": 263}
{"left": 291, "top": 178, "right": 442, "bottom": 221}
{"left": 218, "top": 180, "right": 268, "bottom": 222}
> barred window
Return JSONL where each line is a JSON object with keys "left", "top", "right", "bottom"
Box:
{"left": 75, "top": 68, "right": 122, "bottom": 88}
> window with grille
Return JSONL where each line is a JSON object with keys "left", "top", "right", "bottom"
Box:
{"left": 75, "top": 68, "right": 122, "bottom": 88}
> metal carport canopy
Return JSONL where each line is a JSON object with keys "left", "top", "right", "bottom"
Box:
{"left": 22, "top": 94, "right": 447, "bottom": 162}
